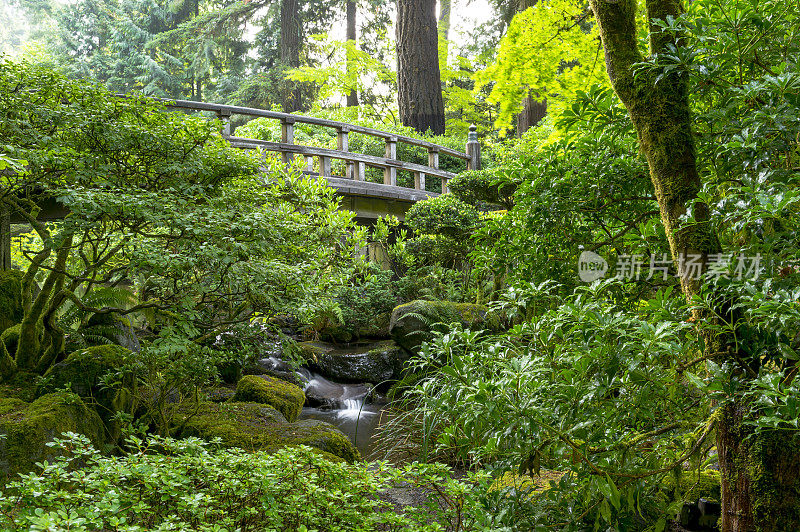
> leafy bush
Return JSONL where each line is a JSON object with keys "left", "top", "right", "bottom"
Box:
{"left": 384, "top": 281, "right": 715, "bottom": 529}
{"left": 0, "top": 433, "right": 494, "bottom": 531}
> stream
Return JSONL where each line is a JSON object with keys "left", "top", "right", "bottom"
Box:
{"left": 261, "top": 356, "right": 386, "bottom": 459}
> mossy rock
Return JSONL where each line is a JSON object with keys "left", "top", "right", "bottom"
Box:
{"left": 296, "top": 341, "right": 335, "bottom": 363}
{"left": 310, "top": 340, "right": 407, "bottom": 384}
{"left": 84, "top": 312, "right": 141, "bottom": 353}
{"left": 489, "top": 470, "right": 566, "bottom": 498}
{"left": 659, "top": 469, "right": 721, "bottom": 504}
{"left": 389, "top": 300, "right": 500, "bottom": 353}
{"left": 233, "top": 374, "right": 305, "bottom": 422}
{"left": 39, "top": 345, "right": 134, "bottom": 423}
{"left": 0, "top": 391, "right": 105, "bottom": 481}
{"left": 176, "top": 401, "right": 360, "bottom": 462}
{"left": 205, "top": 385, "right": 237, "bottom": 403}
{"left": 0, "top": 270, "right": 23, "bottom": 335}
{"left": 0, "top": 372, "right": 39, "bottom": 403}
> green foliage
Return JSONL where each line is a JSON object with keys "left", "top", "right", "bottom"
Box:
{"left": 123, "top": 335, "right": 225, "bottom": 436}
{"left": 328, "top": 265, "right": 396, "bottom": 341}
{"left": 406, "top": 194, "right": 481, "bottom": 240}
{"left": 476, "top": 0, "right": 609, "bottom": 133}
{"left": 447, "top": 169, "right": 517, "bottom": 209}
{"left": 1, "top": 59, "right": 361, "bottom": 376}
{"left": 389, "top": 299, "right": 497, "bottom": 354}
{"left": 233, "top": 374, "right": 305, "bottom": 422}
{"left": 392, "top": 282, "right": 713, "bottom": 528}
{"left": 0, "top": 434, "right": 492, "bottom": 531}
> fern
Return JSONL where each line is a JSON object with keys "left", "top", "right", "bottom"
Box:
{"left": 59, "top": 286, "right": 141, "bottom": 349}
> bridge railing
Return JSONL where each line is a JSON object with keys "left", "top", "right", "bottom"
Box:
{"left": 166, "top": 100, "right": 480, "bottom": 194}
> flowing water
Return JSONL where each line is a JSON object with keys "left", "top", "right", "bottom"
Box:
{"left": 260, "top": 356, "right": 385, "bottom": 459}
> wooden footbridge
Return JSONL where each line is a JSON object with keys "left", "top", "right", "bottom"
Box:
{"left": 0, "top": 99, "right": 481, "bottom": 269}
{"left": 167, "top": 100, "right": 481, "bottom": 222}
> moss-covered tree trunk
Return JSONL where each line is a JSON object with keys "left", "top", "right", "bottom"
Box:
{"left": 588, "top": 0, "right": 800, "bottom": 529}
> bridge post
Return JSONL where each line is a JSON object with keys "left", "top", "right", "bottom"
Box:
{"left": 414, "top": 171, "right": 426, "bottom": 190}
{"left": 319, "top": 156, "right": 332, "bottom": 177}
{"left": 281, "top": 117, "right": 296, "bottom": 164}
{"left": 466, "top": 124, "right": 481, "bottom": 171}
{"left": 355, "top": 161, "right": 365, "bottom": 181}
{"left": 384, "top": 136, "right": 397, "bottom": 186}
{"left": 0, "top": 207, "right": 10, "bottom": 271}
{"left": 337, "top": 127, "right": 355, "bottom": 180}
{"left": 216, "top": 110, "right": 232, "bottom": 138}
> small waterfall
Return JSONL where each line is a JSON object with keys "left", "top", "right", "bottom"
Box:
{"left": 259, "top": 349, "right": 386, "bottom": 458}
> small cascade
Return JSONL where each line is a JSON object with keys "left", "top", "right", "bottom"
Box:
{"left": 258, "top": 354, "right": 384, "bottom": 458}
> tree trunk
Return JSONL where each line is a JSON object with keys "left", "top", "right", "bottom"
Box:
{"left": 516, "top": 96, "right": 547, "bottom": 136}
{"left": 516, "top": 0, "right": 546, "bottom": 135}
{"left": 588, "top": 0, "right": 800, "bottom": 529}
{"left": 346, "top": 0, "right": 359, "bottom": 107}
{"left": 396, "top": 0, "right": 445, "bottom": 135}
{"left": 280, "top": 0, "right": 302, "bottom": 112}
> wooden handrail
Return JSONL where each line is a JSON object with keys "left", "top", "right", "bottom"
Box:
{"left": 164, "top": 99, "right": 481, "bottom": 194}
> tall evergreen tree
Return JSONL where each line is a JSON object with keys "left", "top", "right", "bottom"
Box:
{"left": 396, "top": 0, "right": 445, "bottom": 134}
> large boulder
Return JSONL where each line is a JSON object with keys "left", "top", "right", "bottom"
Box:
{"left": 85, "top": 311, "right": 141, "bottom": 353}
{"left": 39, "top": 345, "right": 134, "bottom": 423}
{"left": 233, "top": 374, "right": 305, "bottom": 422}
{"left": 0, "top": 270, "right": 23, "bottom": 334}
{"left": 0, "top": 391, "right": 105, "bottom": 480}
{"left": 389, "top": 300, "right": 499, "bottom": 353}
{"left": 310, "top": 340, "right": 407, "bottom": 384}
{"left": 177, "top": 401, "right": 359, "bottom": 462}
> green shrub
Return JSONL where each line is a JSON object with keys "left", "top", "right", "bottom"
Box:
{"left": 405, "top": 194, "right": 481, "bottom": 240}
{"left": 0, "top": 434, "right": 492, "bottom": 531}
{"left": 331, "top": 267, "right": 396, "bottom": 341}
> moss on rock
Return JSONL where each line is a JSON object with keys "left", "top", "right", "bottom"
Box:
{"left": 296, "top": 341, "right": 335, "bottom": 363}
{"left": 0, "top": 391, "right": 105, "bottom": 481}
{"left": 233, "top": 375, "right": 305, "bottom": 422}
{"left": 0, "top": 270, "right": 23, "bottom": 335}
{"left": 39, "top": 344, "right": 134, "bottom": 422}
{"left": 389, "top": 300, "right": 500, "bottom": 353}
{"left": 176, "top": 401, "right": 359, "bottom": 462}
{"left": 0, "top": 371, "right": 38, "bottom": 403}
